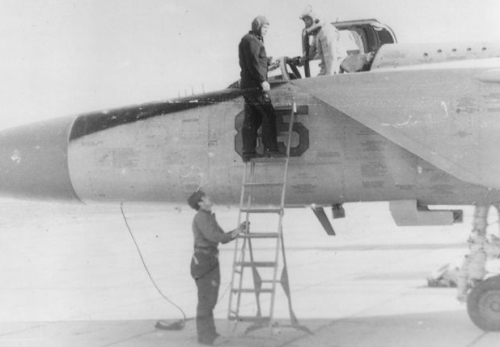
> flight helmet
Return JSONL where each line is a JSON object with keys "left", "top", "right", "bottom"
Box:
{"left": 251, "top": 15, "right": 270, "bottom": 33}
{"left": 299, "top": 5, "right": 323, "bottom": 33}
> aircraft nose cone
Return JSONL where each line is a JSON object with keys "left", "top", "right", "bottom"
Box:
{"left": 0, "top": 117, "right": 80, "bottom": 201}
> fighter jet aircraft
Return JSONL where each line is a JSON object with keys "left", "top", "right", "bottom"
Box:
{"left": 1, "top": 19, "right": 499, "bottom": 331}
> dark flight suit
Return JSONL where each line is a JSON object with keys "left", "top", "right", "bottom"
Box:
{"left": 190, "top": 209, "right": 234, "bottom": 345}
{"left": 238, "top": 30, "right": 279, "bottom": 157}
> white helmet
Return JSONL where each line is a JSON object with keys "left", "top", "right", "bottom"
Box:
{"left": 299, "top": 5, "right": 323, "bottom": 33}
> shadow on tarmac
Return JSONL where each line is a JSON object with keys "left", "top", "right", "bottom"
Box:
{"left": 1, "top": 310, "right": 497, "bottom": 347}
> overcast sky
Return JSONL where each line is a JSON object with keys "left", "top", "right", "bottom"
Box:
{"left": 0, "top": 0, "right": 499, "bottom": 130}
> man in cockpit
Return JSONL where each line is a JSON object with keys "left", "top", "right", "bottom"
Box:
{"left": 299, "top": 5, "right": 347, "bottom": 75}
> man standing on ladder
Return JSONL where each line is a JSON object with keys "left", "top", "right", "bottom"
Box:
{"left": 238, "top": 15, "right": 283, "bottom": 162}
{"left": 187, "top": 190, "right": 247, "bottom": 345}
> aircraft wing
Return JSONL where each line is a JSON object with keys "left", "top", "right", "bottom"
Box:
{"left": 292, "top": 59, "right": 500, "bottom": 190}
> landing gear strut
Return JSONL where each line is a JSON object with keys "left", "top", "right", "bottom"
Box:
{"left": 466, "top": 205, "right": 500, "bottom": 331}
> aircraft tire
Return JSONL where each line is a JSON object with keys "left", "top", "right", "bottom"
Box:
{"left": 467, "top": 275, "right": 500, "bottom": 331}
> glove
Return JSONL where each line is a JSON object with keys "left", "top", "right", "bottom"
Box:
{"left": 261, "top": 81, "right": 270, "bottom": 92}
{"left": 290, "top": 56, "right": 304, "bottom": 66}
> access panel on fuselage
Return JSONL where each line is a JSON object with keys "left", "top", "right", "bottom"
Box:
{"left": 67, "top": 98, "right": 243, "bottom": 203}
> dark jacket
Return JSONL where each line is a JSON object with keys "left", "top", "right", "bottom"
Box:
{"left": 238, "top": 31, "right": 268, "bottom": 91}
{"left": 192, "top": 210, "right": 233, "bottom": 251}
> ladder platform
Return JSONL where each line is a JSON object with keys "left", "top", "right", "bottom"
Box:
{"left": 239, "top": 232, "right": 279, "bottom": 239}
{"left": 248, "top": 156, "right": 288, "bottom": 163}
{"left": 240, "top": 208, "right": 282, "bottom": 214}
{"left": 235, "top": 261, "right": 277, "bottom": 267}
{"left": 275, "top": 104, "right": 308, "bottom": 115}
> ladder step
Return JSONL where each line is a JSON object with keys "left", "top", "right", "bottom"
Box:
{"left": 228, "top": 315, "right": 271, "bottom": 323}
{"left": 261, "top": 279, "right": 280, "bottom": 283}
{"left": 240, "top": 232, "right": 279, "bottom": 239}
{"left": 232, "top": 288, "right": 273, "bottom": 294}
{"left": 241, "top": 208, "right": 282, "bottom": 214}
{"left": 274, "top": 105, "right": 293, "bottom": 111}
{"left": 243, "top": 182, "right": 284, "bottom": 187}
{"left": 235, "top": 261, "right": 277, "bottom": 267}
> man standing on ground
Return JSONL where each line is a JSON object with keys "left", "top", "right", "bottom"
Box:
{"left": 187, "top": 190, "right": 246, "bottom": 345}
{"left": 238, "top": 15, "right": 282, "bottom": 162}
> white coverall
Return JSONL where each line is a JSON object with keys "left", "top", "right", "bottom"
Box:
{"left": 308, "top": 22, "right": 347, "bottom": 75}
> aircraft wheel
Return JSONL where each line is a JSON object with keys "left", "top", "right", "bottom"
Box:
{"left": 467, "top": 275, "right": 500, "bottom": 331}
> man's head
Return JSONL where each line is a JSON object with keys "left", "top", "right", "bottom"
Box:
{"left": 251, "top": 15, "right": 270, "bottom": 37}
{"left": 299, "top": 5, "right": 322, "bottom": 33}
{"left": 187, "top": 190, "right": 205, "bottom": 211}
{"left": 187, "top": 190, "right": 213, "bottom": 211}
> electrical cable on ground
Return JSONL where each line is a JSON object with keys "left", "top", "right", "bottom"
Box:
{"left": 120, "top": 202, "right": 189, "bottom": 330}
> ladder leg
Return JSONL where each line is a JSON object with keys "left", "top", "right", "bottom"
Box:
{"left": 228, "top": 162, "right": 250, "bottom": 328}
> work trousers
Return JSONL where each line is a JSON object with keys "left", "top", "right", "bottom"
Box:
{"left": 242, "top": 91, "right": 279, "bottom": 155}
{"left": 190, "top": 252, "right": 220, "bottom": 344}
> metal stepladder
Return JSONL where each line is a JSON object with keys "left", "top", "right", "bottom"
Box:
{"left": 228, "top": 101, "right": 311, "bottom": 335}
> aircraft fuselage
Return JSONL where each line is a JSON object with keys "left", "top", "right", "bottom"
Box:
{"left": 1, "top": 67, "right": 498, "bottom": 207}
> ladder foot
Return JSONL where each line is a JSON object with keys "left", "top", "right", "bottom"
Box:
{"left": 242, "top": 321, "right": 313, "bottom": 336}
{"left": 244, "top": 323, "right": 268, "bottom": 335}
{"left": 292, "top": 323, "right": 314, "bottom": 335}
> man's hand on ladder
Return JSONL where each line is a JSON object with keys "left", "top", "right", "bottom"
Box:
{"left": 232, "top": 221, "right": 250, "bottom": 239}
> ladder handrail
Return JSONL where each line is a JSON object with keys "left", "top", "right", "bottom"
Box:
{"left": 227, "top": 164, "right": 249, "bottom": 322}
{"left": 269, "top": 101, "right": 295, "bottom": 322}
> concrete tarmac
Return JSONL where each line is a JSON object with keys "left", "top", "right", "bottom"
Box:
{"left": 0, "top": 199, "right": 498, "bottom": 346}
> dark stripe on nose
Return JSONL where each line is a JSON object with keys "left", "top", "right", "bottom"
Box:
{"left": 69, "top": 89, "right": 244, "bottom": 140}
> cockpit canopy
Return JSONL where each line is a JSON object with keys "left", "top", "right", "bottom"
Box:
{"left": 301, "top": 19, "right": 397, "bottom": 77}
